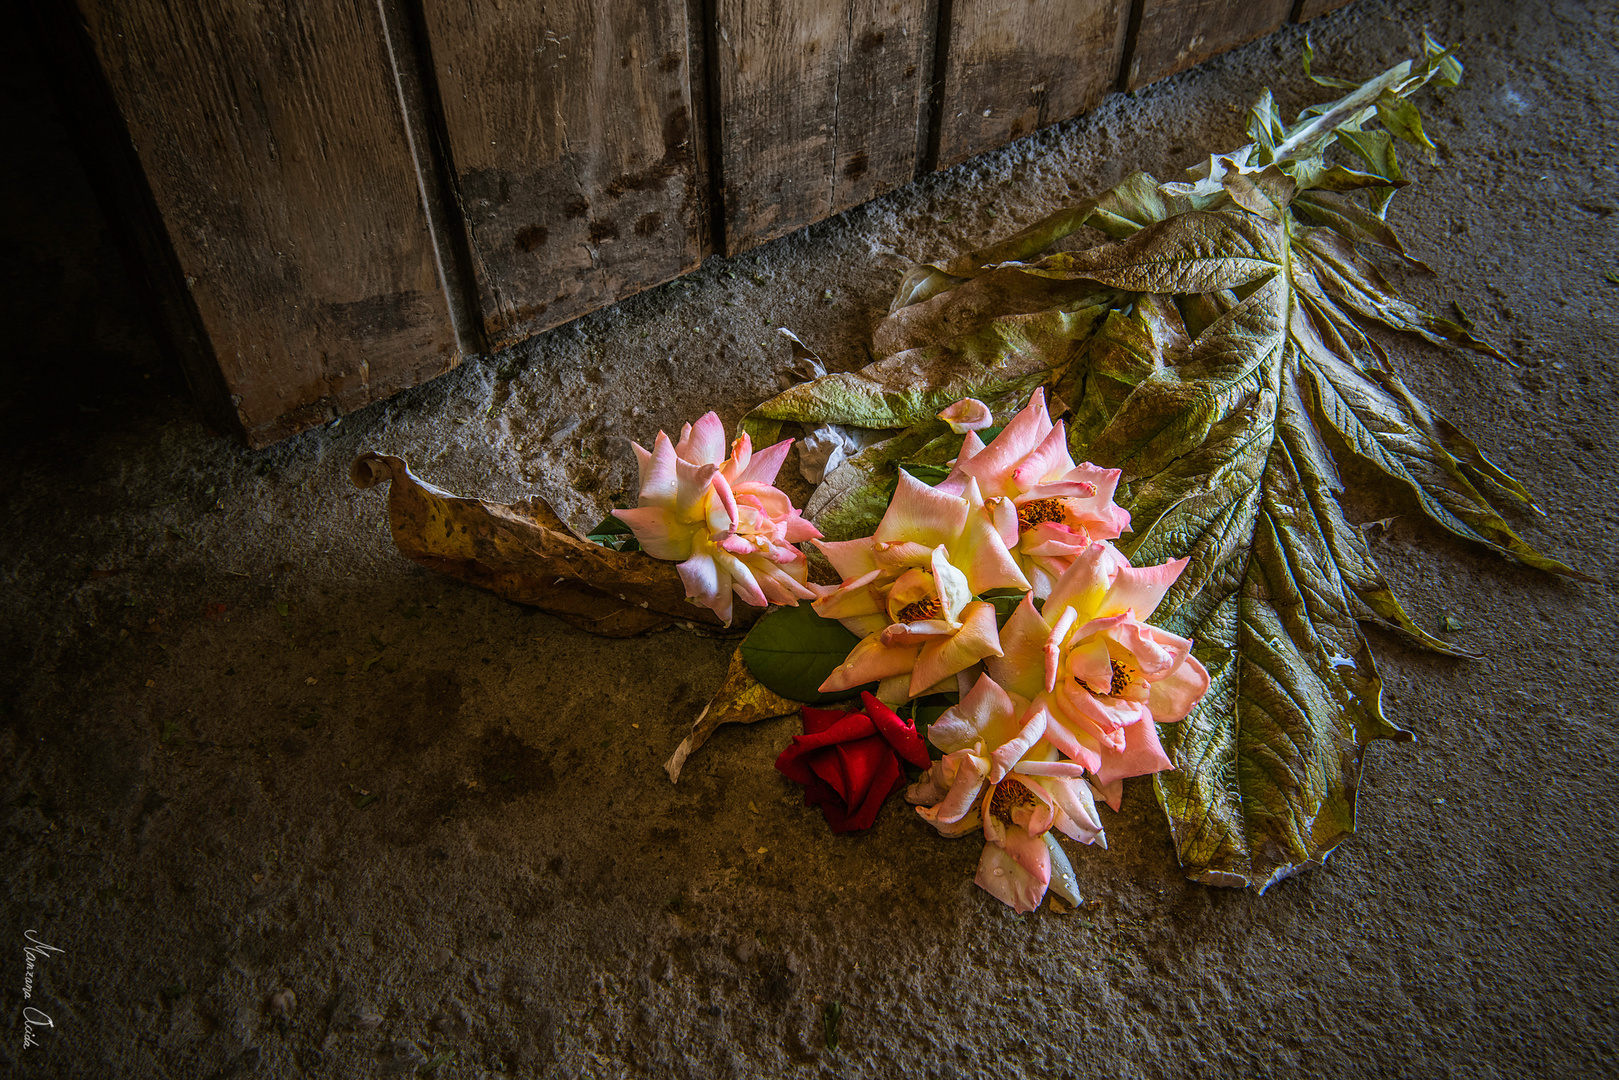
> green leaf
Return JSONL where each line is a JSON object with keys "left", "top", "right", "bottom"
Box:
{"left": 1292, "top": 189, "right": 1427, "bottom": 268}
{"left": 746, "top": 300, "right": 1107, "bottom": 432}
{"left": 739, "top": 603, "right": 868, "bottom": 704}
{"left": 1422, "top": 32, "right": 1464, "bottom": 89}
{"left": 1301, "top": 35, "right": 1362, "bottom": 90}
{"left": 1246, "top": 89, "right": 1285, "bottom": 162}
{"left": 1009, "top": 210, "right": 1284, "bottom": 294}
{"left": 586, "top": 514, "right": 642, "bottom": 553}
{"left": 788, "top": 43, "right": 1581, "bottom": 889}
{"left": 823, "top": 1001, "right": 843, "bottom": 1051}
{"left": 1376, "top": 90, "right": 1438, "bottom": 152}
{"left": 1332, "top": 127, "right": 1404, "bottom": 218}
{"left": 898, "top": 462, "right": 952, "bottom": 486}
{"left": 981, "top": 589, "right": 1035, "bottom": 626}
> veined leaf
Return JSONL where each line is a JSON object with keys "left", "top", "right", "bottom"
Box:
{"left": 1007, "top": 210, "right": 1284, "bottom": 294}
{"left": 740, "top": 602, "right": 871, "bottom": 704}
{"left": 745, "top": 300, "right": 1107, "bottom": 433}
{"left": 771, "top": 42, "right": 1584, "bottom": 887}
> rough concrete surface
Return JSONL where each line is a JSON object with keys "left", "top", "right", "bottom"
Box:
{"left": 2, "top": 0, "right": 1616, "bottom": 1076}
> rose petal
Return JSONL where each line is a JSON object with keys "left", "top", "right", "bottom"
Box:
{"left": 927, "top": 673, "right": 1017, "bottom": 753}
{"left": 1041, "top": 775, "right": 1104, "bottom": 843}
{"left": 984, "top": 596, "right": 1051, "bottom": 701}
{"left": 938, "top": 397, "right": 994, "bottom": 433}
{"left": 954, "top": 388, "right": 1052, "bottom": 499}
{"left": 1066, "top": 636, "right": 1114, "bottom": 696}
{"left": 1044, "top": 542, "right": 1119, "bottom": 622}
{"left": 910, "top": 601, "right": 1003, "bottom": 698}
{"left": 773, "top": 714, "right": 880, "bottom": 785}
{"left": 876, "top": 470, "right": 970, "bottom": 548}
{"left": 1039, "top": 711, "right": 1103, "bottom": 775}
{"left": 1099, "top": 556, "right": 1189, "bottom": 622}
{"left": 815, "top": 537, "right": 880, "bottom": 580}
{"left": 613, "top": 506, "right": 692, "bottom": 562}
{"left": 1009, "top": 420, "right": 1075, "bottom": 492}
{"left": 916, "top": 749, "right": 989, "bottom": 826}
{"left": 1043, "top": 832, "right": 1083, "bottom": 904}
{"left": 931, "top": 545, "right": 974, "bottom": 623}
{"left": 819, "top": 634, "right": 922, "bottom": 694}
{"left": 735, "top": 437, "right": 793, "bottom": 487}
{"left": 987, "top": 704, "right": 1049, "bottom": 784}
{"left": 861, "top": 692, "right": 932, "bottom": 769}
{"left": 975, "top": 840, "right": 1047, "bottom": 913}
{"left": 915, "top": 805, "right": 984, "bottom": 838}
{"left": 800, "top": 707, "right": 847, "bottom": 737}
{"left": 674, "top": 411, "right": 728, "bottom": 466}
{"left": 1093, "top": 713, "right": 1174, "bottom": 786}
{"left": 637, "top": 432, "right": 679, "bottom": 502}
{"left": 1147, "top": 654, "right": 1211, "bottom": 723}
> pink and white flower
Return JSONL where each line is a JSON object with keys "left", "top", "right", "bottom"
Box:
{"left": 907, "top": 674, "right": 1102, "bottom": 912}
{"left": 613, "top": 412, "right": 820, "bottom": 624}
{"left": 941, "top": 389, "right": 1132, "bottom": 598}
{"left": 813, "top": 469, "right": 1028, "bottom": 702}
{"left": 937, "top": 397, "right": 994, "bottom": 433}
{"left": 986, "top": 541, "right": 1210, "bottom": 809}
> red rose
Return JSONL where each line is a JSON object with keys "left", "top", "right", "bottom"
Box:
{"left": 773, "top": 692, "right": 932, "bottom": 832}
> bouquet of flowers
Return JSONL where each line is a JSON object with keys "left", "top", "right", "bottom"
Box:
{"left": 354, "top": 37, "right": 1583, "bottom": 912}
{"left": 604, "top": 391, "right": 1210, "bottom": 912}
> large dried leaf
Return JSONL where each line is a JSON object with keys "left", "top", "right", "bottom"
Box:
{"left": 757, "top": 45, "right": 1584, "bottom": 888}
{"left": 744, "top": 301, "right": 1108, "bottom": 436}
{"left": 351, "top": 453, "right": 752, "bottom": 636}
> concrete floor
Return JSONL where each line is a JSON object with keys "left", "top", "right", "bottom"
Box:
{"left": 3, "top": 0, "right": 1616, "bottom": 1076}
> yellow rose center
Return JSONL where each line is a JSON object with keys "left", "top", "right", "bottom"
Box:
{"left": 1016, "top": 497, "right": 1066, "bottom": 532}
{"left": 1110, "top": 659, "right": 1133, "bottom": 697}
{"left": 895, "top": 596, "right": 943, "bottom": 622}
{"left": 988, "top": 777, "right": 1038, "bottom": 824}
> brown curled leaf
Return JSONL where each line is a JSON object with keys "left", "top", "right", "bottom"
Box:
{"left": 351, "top": 452, "right": 756, "bottom": 637}
{"left": 665, "top": 647, "right": 802, "bottom": 783}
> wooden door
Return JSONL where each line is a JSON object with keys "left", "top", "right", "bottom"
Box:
{"left": 711, "top": 0, "right": 933, "bottom": 255}
{"left": 67, "top": 0, "right": 464, "bottom": 448}
{"left": 934, "top": 0, "right": 1131, "bottom": 170}
{"left": 419, "top": 0, "right": 707, "bottom": 350}
{"left": 1124, "top": 0, "right": 1297, "bottom": 89}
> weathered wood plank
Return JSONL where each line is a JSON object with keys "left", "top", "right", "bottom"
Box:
{"left": 420, "top": 0, "right": 703, "bottom": 350}
{"left": 1124, "top": 0, "right": 1295, "bottom": 90}
{"left": 72, "top": 0, "right": 460, "bottom": 448}
{"left": 1294, "top": 0, "right": 1357, "bottom": 20}
{"left": 934, "top": 0, "right": 1130, "bottom": 170}
{"left": 713, "top": 0, "right": 933, "bottom": 255}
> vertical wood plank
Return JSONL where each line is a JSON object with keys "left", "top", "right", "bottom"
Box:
{"left": 713, "top": 0, "right": 933, "bottom": 255}
{"left": 1123, "top": 0, "right": 1295, "bottom": 90}
{"left": 73, "top": 0, "right": 461, "bottom": 448}
{"left": 1293, "top": 0, "right": 1357, "bottom": 21}
{"left": 935, "top": 0, "right": 1131, "bottom": 171}
{"left": 420, "top": 0, "right": 703, "bottom": 351}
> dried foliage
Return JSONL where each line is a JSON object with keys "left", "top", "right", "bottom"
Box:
{"left": 738, "top": 39, "right": 1580, "bottom": 888}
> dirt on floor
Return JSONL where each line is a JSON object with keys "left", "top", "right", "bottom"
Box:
{"left": 2, "top": 0, "right": 1616, "bottom": 1076}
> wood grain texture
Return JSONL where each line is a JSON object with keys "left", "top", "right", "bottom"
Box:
{"left": 935, "top": 0, "right": 1130, "bottom": 170}
{"left": 1294, "top": 0, "right": 1358, "bottom": 20}
{"left": 74, "top": 0, "right": 460, "bottom": 448}
{"left": 1124, "top": 0, "right": 1295, "bottom": 89}
{"left": 713, "top": 0, "right": 933, "bottom": 255}
{"left": 421, "top": 0, "right": 703, "bottom": 349}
